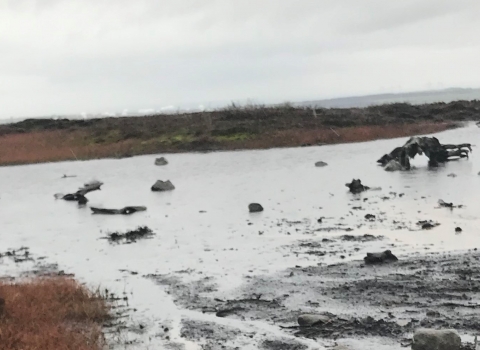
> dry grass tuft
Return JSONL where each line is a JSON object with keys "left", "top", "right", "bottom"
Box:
{"left": 220, "top": 122, "right": 457, "bottom": 150}
{"left": 0, "top": 277, "right": 110, "bottom": 350}
{"left": 0, "top": 130, "right": 137, "bottom": 165}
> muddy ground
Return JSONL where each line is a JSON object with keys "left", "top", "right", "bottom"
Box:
{"left": 140, "top": 174, "right": 480, "bottom": 349}
{"left": 3, "top": 223, "right": 477, "bottom": 349}
{"left": 146, "top": 243, "right": 480, "bottom": 349}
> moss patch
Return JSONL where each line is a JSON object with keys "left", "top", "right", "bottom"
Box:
{"left": 212, "top": 133, "right": 251, "bottom": 142}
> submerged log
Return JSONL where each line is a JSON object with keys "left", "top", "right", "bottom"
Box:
{"left": 378, "top": 137, "right": 471, "bottom": 169}
{"left": 90, "top": 206, "right": 147, "bottom": 215}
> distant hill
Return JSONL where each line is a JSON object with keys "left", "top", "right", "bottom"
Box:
{"left": 2, "top": 87, "right": 480, "bottom": 125}
{"left": 294, "top": 88, "right": 480, "bottom": 109}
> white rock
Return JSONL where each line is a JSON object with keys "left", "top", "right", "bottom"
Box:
{"left": 297, "top": 314, "right": 329, "bottom": 327}
{"left": 384, "top": 160, "right": 403, "bottom": 172}
{"left": 412, "top": 328, "right": 461, "bottom": 350}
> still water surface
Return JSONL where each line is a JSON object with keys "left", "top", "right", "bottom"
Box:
{"left": 0, "top": 124, "right": 478, "bottom": 348}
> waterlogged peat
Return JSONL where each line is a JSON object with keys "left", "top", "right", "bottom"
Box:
{"left": 156, "top": 250, "right": 478, "bottom": 346}
{"left": 104, "top": 226, "right": 155, "bottom": 244}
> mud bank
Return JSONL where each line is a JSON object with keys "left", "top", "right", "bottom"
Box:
{"left": 146, "top": 247, "right": 480, "bottom": 349}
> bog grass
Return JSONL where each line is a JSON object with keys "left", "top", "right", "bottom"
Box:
{"left": 0, "top": 277, "right": 110, "bottom": 350}
{"left": 0, "top": 122, "right": 456, "bottom": 165}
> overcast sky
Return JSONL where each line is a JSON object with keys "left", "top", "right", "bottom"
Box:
{"left": 1, "top": 0, "right": 479, "bottom": 118}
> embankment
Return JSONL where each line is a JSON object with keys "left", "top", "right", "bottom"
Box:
{"left": 1, "top": 100, "right": 479, "bottom": 165}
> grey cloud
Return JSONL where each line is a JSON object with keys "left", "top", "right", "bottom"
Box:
{"left": 341, "top": 0, "right": 473, "bottom": 33}
{"left": 0, "top": 0, "right": 479, "bottom": 118}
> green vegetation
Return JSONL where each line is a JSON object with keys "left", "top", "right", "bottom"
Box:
{"left": 0, "top": 100, "right": 477, "bottom": 165}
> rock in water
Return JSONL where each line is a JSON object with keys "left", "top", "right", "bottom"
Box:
{"left": 151, "top": 180, "right": 175, "bottom": 191}
{"left": 421, "top": 222, "right": 437, "bottom": 229}
{"left": 345, "top": 179, "right": 370, "bottom": 194}
{"left": 249, "top": 203, "right": 263, "bottom": 213}
{"left": 155, "top": 157, "right": 168, "bottom": 166}
{"left": 364, "top": 250, "right": 398, "bottom": 264}
{"left": 315, "top": 161, "right": 328, "bottom": 167}
{"left": 78, "top": 180, "right": 103, "bottom": 195}
{"left": 384, "top": 160, "right": 403, "bottom": 171}
{"left": 298, "top": 314, "right": 329, "bottom": 327}
{"left": 412, "top": 329, "right": 461, "bottom": 350}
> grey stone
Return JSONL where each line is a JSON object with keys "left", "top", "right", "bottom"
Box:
{"left": 249, "top": 203, "right": 263, "bottom": 213}
{"left": 315, "top": 161, "right": 328, "bottom": 167}
{"left": 151, "top": 180, "right": 175, "bottom": 192}
{"left": 384, "top": 160, "right": 404, "bottom": 171}
{"left": 345, "top": 179, "right": 370, "bottom": 194}
{"left": 298, "top": 314, "right": 329, "bottom": 327}
{"left": 364, "top": 250, "right": 398, "bottom": 264}
{"left": 412, "top": 328, "right": 461, "bottom": 350}
{"left": 155, "top": 157, "right": 168, "bottom": 166}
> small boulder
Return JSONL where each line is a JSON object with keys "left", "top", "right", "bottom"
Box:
{"left": 377, "top": 153, "right": 394, "bottom": 166}
{"left": 365, "top": 214, "right": 376, "bottom": 221}
{"left": 384, "top": 160, "right": 403, "bottom": 172}
{"left": 249, "top": 203, "right": 263, "bottom": 213}
{"left": 155, "top": 157, "right": 168, "bottom": 166}
{"left": 455, "top": 227, "right": 462, "bottom": 233}
{"left": 315, "top": 161, "right": 328, "bottom": 167}
{"left": 76, "top": 180, "right": 103, "bottom": 195}
{"left": 298, "top": 314, "right": 329, "bottom": 327}
{"left": 364, "top": 250, "right": 398, "bottom": 264}
{"left": 151, "top": 180, "right": 175, "bottom": 192}
{"left": 417, "top": 220, "right": 440, "bottom": 230}
{"left": 412, "top": 328, "right": 461, "bottom": 350}
{"left": 345, "top": 179, "right": 370, "bottom": 194}
{"left": 447, "top": 173, "right": 457, "bottom": 178}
